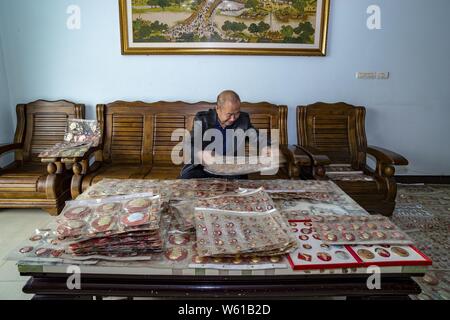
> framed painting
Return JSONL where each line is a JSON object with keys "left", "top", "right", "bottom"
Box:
{"left": 119, "top": 0, "right": 330, "bottom": 55}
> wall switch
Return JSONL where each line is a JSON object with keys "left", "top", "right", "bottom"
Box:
{"left": 356, "top": 72, "right": 377, "bottom": 79}
{"left": 376, "top": 72, "right": 390, "bottom": 79}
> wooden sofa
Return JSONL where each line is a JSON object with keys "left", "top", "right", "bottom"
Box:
{"left": 68, "top": 101, "right": 310, "bottom": 198}
{"left": 294, "top": 102, "right": 408, "bottom": 216}
{"left": 0, "top": 100, "right": 85, "bottom": 215}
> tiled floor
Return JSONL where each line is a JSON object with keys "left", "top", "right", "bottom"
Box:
{"left": 0, "top": 209, "right": 52, "bottom": 300}
{"left": 0, "top": 184, "right": 448, "bottom": 300}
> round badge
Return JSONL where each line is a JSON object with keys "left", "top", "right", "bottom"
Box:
{"left": 35, "top": 248, "right": 52, "bottom": 257}
{"left": 29, "top": 235, "right": 42, "bottom": 242}
{"left": 358, "top": 231, "right": 372, "bottom": 241}
{"left": 299, "top": 235, "right": 309, "bottom": 241}
{"left": 91, "top": 216, "right": 116, "bottom": 233}
{"left": 96, "top": 202, "right": 121, "bottom": 214}
{"left": 317, "top": 252, "right": 332, "bottom": 262}
{"left": 302, "top": 244, "right": 312, "bottom": 250}
{"left": 165, "top": 247, "right": 188, "bottom": 261}
{"left": 192, "top": 255, "right": 206, "bottom": 264}
{"left": 291, "top": 228, "right": 299, "bottom": 233}
{"left": 120, "top": 212, "right": 149, "bottom": 227}
{"left": 304, "top": 222, "right": 313, "bottom": 227}
{"left": 301, "top": 228, "right": 312, "bottom": 234}
{"left": 232, "top": 256, "right": 243, "bottom": 264}
{"left": 19, "top": 246, "right": 33, "bottom": 254}
{"left": 250, "top": 256, "right": 261, "bottom": 264}
{"left": 372, "top": 231, "right": 387, "bottom": 240}
{"left": 270, "top": 256, "right": 282, "bottom": 263}
{"left": 375, "top": 247, "right": 390, "bottom": 258}
{"left": 366, "top": 223, "right": 378, "bottom": 230}
{"left": 125, "top": 198, "right": 151, "bottom": 213}
{"left": 342, "top": 232, "right": 356, "bottom": 242}
{"left": 298, "top": 253, "right": 312, "bottom": 262}
{"left": 51, "top": 249, "right": 64, "bottom": 258}
{"left": 324, "top": 233, "right": 337, "bottom": 242}
{"left": 320, "top": 243, "right": 331, "bottom": 251}
{"left": 391, "top": 246, "right": 410, "bottom": 257}
{"left": 357, "top": 249, "right": 375, "bottom": 260}
{"left": 169, "top": 234, "right": 190, "bottom": 245}
{"left": 335, "top": 250, "right": 350, "bottom": 260}
{"left": 63, "top": 206, "right": 91, "bottom": 220}
{"left": 56, "top": 220, "right": 86, "bottom": 237}
{"left": 391, "top": 232, "right": 406, "bottom": 240}
{"left": 312, "top": 234, "right": 321, "bottom": 240}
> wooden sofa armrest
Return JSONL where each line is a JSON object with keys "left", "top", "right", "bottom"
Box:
{"left": 367, "top": 145, "right": 408, "bottom": 178}
{"left": 0, "top": 143, "right": 22, "bottom": 156}
{"left": 295, "top": 145, "right": 331, "bottom": 167}
{"left": 367, "top": 146, "right": 408, "bottom": 166}
{"left": 279, "top": 144, "right": 311, "bottom": 166}
{"left": 279, "top": 144, "right": 312, "bottom": 178}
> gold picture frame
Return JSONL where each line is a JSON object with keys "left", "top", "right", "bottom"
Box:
{"left": 120, "top": 0, "right": 330, "bottom": 56}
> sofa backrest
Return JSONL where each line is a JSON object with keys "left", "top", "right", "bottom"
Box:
{"left": 97, "top": 101, "right": 288, "bottom": 166}
{"left": 14, "top": 100, "right": 85, "bottom": 163}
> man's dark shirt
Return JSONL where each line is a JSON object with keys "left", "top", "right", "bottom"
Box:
{"left": 179, "top": 108, "right": 270, "bottom": 178}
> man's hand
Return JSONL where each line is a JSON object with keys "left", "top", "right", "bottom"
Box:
{"left": 202, "top": 150, "right": 216, "bottom": 166}
{"left": 261, "top": 146, "right": 272, "bottom": 157}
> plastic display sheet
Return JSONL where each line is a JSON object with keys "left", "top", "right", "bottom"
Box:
{"left": 39, "top": 119, "right": 101, "bottom": 158}
{"left": 49, "top": 193, "right": 170, "bottom": 260}
{"left": 64, "top": 119, "right": 101, "bottom": 147}
{"left": 204, "top": 156, "right": 280, "bottom": 176}
{"left": 38, "top": 141, "right": 92, "bottom": 158}
{"left": 77, "top": 179, "right": 170, "bottom": 204}
{"left": 287, "top": 221, "right": 360, "bottom": 270}
{"left": 287, "top": 221, "right": 431, "bottom": 270}
{"left": 170, "top": 188, "right": 277, "bottom": 232}
{"left": 310, "top": 215, "right": 415, "bottom": 245}
{"left": 162, "top": 179, "right": 231, "bottom": 200}
{"left": 194, "top": 207, "right": 296, "bottom": 258}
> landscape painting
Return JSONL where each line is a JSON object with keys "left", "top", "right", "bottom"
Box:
{"left": 119, "top": 0, "right": 329, "bottom": 55}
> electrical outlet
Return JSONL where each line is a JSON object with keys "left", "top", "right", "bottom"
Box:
{"left": 376, "top": 72, "right": 390, "bottom": 79}
{"left": 356, "top": 72, "right": 377, "bottom": 79}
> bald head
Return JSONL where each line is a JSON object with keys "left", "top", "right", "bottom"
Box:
{"left": 216, "top": 90, "right": 241, "bottom": 128}
{"left": 217, "top": 90, "right": 241, "bottom": 108}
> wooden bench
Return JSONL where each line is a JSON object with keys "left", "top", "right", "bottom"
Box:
{"left": 0, "top": 100, "right": 85, "bottom": 215}
{"left": 68, "top": 101, "right": 310, "bottom": 199}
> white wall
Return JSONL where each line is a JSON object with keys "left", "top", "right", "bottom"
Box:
{"left": 0, "top": 0, "right": 449, "bottom": 174}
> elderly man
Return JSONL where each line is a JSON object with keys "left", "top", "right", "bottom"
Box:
{"left": 179, "top": 90, "right": 270, "bottom": 179}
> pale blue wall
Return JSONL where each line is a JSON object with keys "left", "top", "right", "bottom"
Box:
{"left": 0, "top": 29, "right": 14, "bottom": 167}
{"left": 0, "top": 0, "right": 449, "bottom": 174}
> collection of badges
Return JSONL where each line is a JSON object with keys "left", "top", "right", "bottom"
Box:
{"left": 54, "top": 193, "right": 166, "bottom": 258}
{"left": 287, "top": 221, "right": 432, "bottom": 270}
{"left": 38, "top": 119, "right": 101, "bottom": 158}
{"left": 10, "top": 179, "right": 433, "bottom": 273}
{"left": 310, "top": 215, "right": 414, "bottom": 245}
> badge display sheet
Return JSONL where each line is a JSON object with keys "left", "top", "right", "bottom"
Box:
{"left": 287, "top": 221, "right": 432, "bottom": 270}
{"left": 348, "top": 244, "right": 432, "bottom": 267}
{"left": 39, "top": 119, "right": 101, "bottom": 158}
{"left": 64, "top": 119, "right": 101, "bottom": 147}
{"left": 287, "top": 221, "right": 360, "bottom": 270}
{"left": 77, "top": 179, "right": 169, "bottom": 202}
{"left": 311, "top": 215, "right": 414, "bottom": 245}
{"left": 194, "top": 208, "right": 296, "bottom": 258}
